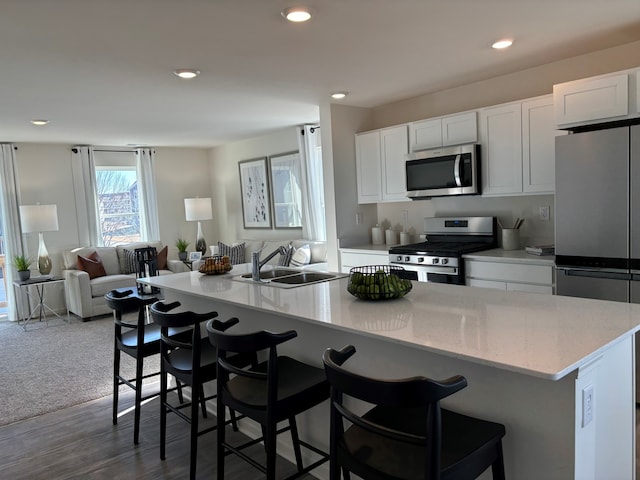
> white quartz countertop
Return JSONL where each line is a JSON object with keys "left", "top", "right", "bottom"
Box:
{"left": 140, "top": 265, "right": 640, "bottom": 381}
{"left": 463, "top": 248, "right": 555, "bottom": 266}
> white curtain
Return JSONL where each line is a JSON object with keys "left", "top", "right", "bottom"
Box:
{"left": 297, "top": 125, "right": 326, "bottom": 241}
{"left": 135, "top": 148, "right": 160, "bottom": 240}
{"left": 0, "top": 144, "right": 24, "bottom": 320}
{"left": 71, "top": 146, "right": 102, "bottom": 246}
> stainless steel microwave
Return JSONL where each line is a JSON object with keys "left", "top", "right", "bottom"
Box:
{"left": 405, "top": 143, "right": 480, "bottom": 199}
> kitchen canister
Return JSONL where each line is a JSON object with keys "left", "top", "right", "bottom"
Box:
{"left": 372, "top": 225, "right": 384, "bottom": 245}
{"left": 385, "top": 229, "right": 398, "bottom": 245}
{"left": 400, "top": 232, "right": 411, "bottom": 245}
{"left": 501, "top": 228, "right": 520, "bottom": 251}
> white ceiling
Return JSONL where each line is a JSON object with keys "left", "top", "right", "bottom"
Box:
{"left": 2, "top": 0, "right": 640, "bottom": 148}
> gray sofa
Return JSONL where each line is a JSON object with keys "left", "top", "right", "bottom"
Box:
{"left": 62, "top": 241, "right": 188, "bottom": 320}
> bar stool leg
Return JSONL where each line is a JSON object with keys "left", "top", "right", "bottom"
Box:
{"left": 112, "top": 346, "right": 120, "bottom": 425}
{"left": 189, "top": 386, "right": 200, "bottom": 480}
{"left": 133, "top": 355, "right": 144, "bottom": 444}
{"left": 266, "top": 420, "right": 278, "bottom": 480}
{"left": 289, "top": 416, "right": 304, "bottom": 471}
{"left": 217, "top": 395, "right": 226, "bottom": 480}
{"left": 160, "top": 365, "right": 167, "bottom": 461}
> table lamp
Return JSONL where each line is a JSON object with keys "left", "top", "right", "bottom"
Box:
{"left": 184, "top": 197, "right": 212, "bottom": 256}
{"left": 19, "top": 204, "right": 59, "bottom": 275}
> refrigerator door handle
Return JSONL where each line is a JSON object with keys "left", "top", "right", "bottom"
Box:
{"left": 557, "top": 266, "right": 631, "bottom": 281}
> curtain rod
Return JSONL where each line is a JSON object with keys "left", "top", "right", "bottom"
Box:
{"left": 71, "top": 147, "right": 153, "bottom": 154}
{"left": 300, "top": 125, "right": 320, "bottom": 135}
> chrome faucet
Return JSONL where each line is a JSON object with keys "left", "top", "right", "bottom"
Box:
{"left": 251, "top": 246, "right": 290, "bottom": 281}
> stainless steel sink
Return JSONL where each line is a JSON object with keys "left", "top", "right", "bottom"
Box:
{"left": 233, "top": 269, "right": 346, "bottom": 288}
{"left": 271, "top": 272, "right": 337, "bottom": 285}
{"left": 240, "top": 268, "right": 300, "bottom": 280}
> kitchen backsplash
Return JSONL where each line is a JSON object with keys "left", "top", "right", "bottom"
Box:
{"left": 374, "top": 194, "right": 555, "bottom": 247}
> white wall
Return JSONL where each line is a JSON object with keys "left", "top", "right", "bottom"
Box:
{"left": 209, "top": 127, "right": 305, "bottom": 244}
{"left": 153, "top": 147, "right": 212, "bottom": 256}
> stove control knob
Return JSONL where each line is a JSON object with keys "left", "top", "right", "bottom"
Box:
{"left": 441, "top": 258, "right": 449, "bottom": 265}
{"left": 396, "top": 256, "right": 402, "bottom": 262}
{"left": 405, "top": 256, "right": 411, "bottom": 262}
{"left": 418, "top": 257, "right": 424, "bottom": 263}
{"left": 432, "top": 258, "right": 439, "bottom": 264}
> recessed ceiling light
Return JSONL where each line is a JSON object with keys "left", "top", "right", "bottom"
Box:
{"left": 330, "top": 92, "right": 348, "bottom": 100}
{"left": 30, "top": 119, "right": 49, "bottom": 126}
{"left": 281, "top": 7, "right": 312, "bottom": 22}
{"left": 492, "top": 39, "right": 513, "bottom": 50}
{"left": 173, "top": 68, "right": 200, "bottom": 79}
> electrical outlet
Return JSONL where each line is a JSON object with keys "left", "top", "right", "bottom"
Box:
{"left": 582, "top": 384, "right": 594, "bottom": 427}
{"left": 355, "top": 212, "right": 363, "bottom": 225}
{"left": 402, "top": 210, "right": 409, "bottom": 223}
{"left": 539, "top": 206, "right": 550, "bottom": 221}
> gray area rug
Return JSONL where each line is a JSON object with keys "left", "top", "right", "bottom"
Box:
{"left": 0, "top": 313, "right": 158, "bottom": 426}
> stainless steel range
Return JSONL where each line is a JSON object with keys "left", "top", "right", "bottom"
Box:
{"left": 389, "top": 216, "right": 497, "bottom": 284}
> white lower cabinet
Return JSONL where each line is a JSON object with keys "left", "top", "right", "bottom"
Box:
{"left": 340, "top": 249, "right": 389, "bottom": 274}
{"left": 465, "top": 259, "right": 554, "bottom": 294}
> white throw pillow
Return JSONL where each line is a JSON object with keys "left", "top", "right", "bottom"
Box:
{"left": 290, "top": 244, "right": 311, "bottom": 266}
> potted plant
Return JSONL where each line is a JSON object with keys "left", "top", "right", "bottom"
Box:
{"left": 13, "top": 254, "right": 32, "bottom": 282}
{"left": 176, "top": 238, "right": 190, "bottom": 261}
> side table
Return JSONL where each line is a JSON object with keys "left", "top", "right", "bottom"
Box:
{"left": 13, "top": 276, "right": 69, "bottom": 331}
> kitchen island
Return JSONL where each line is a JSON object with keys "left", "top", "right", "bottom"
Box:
{"left": 140, "top": 266, "right": 640, "bottom": 479}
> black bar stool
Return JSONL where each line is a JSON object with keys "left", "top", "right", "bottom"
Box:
{"left": 206, "top": 318, "right": 330, "bottom": 480}
{"left": 322, "top": 345, "right": 507, "bottom": 480}
{"left": 105, "top": 288, "right": 164, "bottom": 445}
{"left": 149, "top": 301, "right": 255, "bottom": 480}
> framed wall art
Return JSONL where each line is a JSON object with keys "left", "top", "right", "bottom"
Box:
{"left": 268, "top": 151, "right": 303, "bottom": 229}
{"left": 239, "top": 157, "right": 272, "bottom": 228}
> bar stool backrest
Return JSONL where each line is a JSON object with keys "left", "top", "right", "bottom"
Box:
{"left": 322, "top": 345, "right": 469, "bottom": 479}
{"left": 135, "top": 247, "right": 160, "bottom": 295}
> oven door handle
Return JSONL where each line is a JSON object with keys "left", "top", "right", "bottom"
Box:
{"left": 453, "top": 154, "right": 462, "bottom": 187}
{"left": 391, "top": 263, "right": 458, "bottom": 276}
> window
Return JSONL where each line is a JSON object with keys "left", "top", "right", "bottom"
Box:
{"left": 94, "top": 151, "right": 141, "bottom": 246}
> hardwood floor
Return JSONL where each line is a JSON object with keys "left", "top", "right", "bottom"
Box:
{"left": 0, "top": 385, "right": 317, "bottom": 480}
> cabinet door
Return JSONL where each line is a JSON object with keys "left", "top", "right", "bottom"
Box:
{"left": 409, "top": 118, "right": 442, "bottom": 151}
{"left": 355, "top": 131, "right": 382, "bottom": 204}
{"left": 554, "top": 73, "right": 628, "bottom": 127}
{"left": 479, "top": 103, "right": 523, "bottom": 195}
{"left": 381, "top": 125, "right": 409, "bottom": 201}
{"left": 467, "top": 278, "right": 507, "bottom": 290}
{"left": 522, "top": 96, "right": 566, "bottom": 194}
{"left": 442, "top": 112, "right": 477, "bottom": 146}
{"left": 340, "top": 251, "right": 389, "bottom": 273}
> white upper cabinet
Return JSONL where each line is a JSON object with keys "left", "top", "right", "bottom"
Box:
{"left": 479, "top": 102, "right": 523, "bottom": 196}
{"left": 554, "top": 73, "right": 629, "bottom": 128}
{"left": 480, "top": 95, "right": 563, "bottom": 196}
{"left": 355, "top": 130, "right": 382, "bottom": 203}
{"left": 409, "top": 111, "right": 477, "bottom": 151}
{"left": 355, "top": 125, "right": 408, "bottom": 204}
{"left": 442, "top": 112, "right": 477, "bottom": 146}
{"left": 408, "top": 118, "right": 441, "bottom": 150}
{"left": 380, "top": 126, "right": 409, "bottom": 201}
{"left": 522, "top": 96, "right": 567, "bottom": 193}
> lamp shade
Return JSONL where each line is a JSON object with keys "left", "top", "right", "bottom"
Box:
{"left": 20, "top": 204, "right": 59, "bottom": 233}
{"left": 184, "top": 197, "right": 212, "bottom": 221}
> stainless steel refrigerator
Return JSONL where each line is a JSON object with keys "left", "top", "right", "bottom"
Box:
{"left": 555, "top": 125, "right": 640, "bottom": 302}
{"left": 555, "top": 125, "right": 640, "bottom": 401}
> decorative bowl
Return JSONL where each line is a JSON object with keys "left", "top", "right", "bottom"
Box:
{"left": 347, "top": 265, "right": 412, "bottom": 300}
{"left": 198, "top": 255, "right": 233, "bottom": 275}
